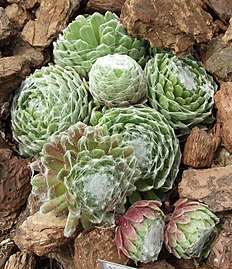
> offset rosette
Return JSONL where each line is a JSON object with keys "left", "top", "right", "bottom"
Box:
{"left": 89, "top": 54, "right": 147, "bottom": 107}
{"left": 115, "top": 200, "right": 165, "bottom": 262}
{"left": 53, "top": 11, "right": 146, "bottom": 78}
{"left": 145, "top": 53, "right": 217, "bottom": 137}
{"left": 164, "top": 198, "right": 219, "bottom": 259}
{"left": 97, "top": 106, "right": 181, "bottom": 192}
{"left": 31, "top": 122, "right": 140, "bottom": 237}
{"left": 11, "top": 65, "right": 92, "bottom": 157}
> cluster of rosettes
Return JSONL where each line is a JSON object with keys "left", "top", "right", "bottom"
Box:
{"left": 115, "top": 199, "right": 219, "bottom": 263}
{"left": 10, "top": 9, "right": 220, "bottom": 264}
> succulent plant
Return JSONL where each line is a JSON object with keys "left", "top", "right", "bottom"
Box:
{"left": 53, "top": 11, "right": 147, "bottom": 78}
{"left": 164, "top": 198, "right": 220, "bottom": 259}
{"left": 145, "top": 53, "right": 217, "bottom": 137}
{"left": 31, "top": 122, "right": 140, "bottom": 237}
{"left": 115, "top": 200, "right": 165, "bottom": 263}
{"left": 97, "top": 106, "right": 181, "bottom": 192}
{"left": 89, "top": 54, "right": 147, "bottom": 107}
{"left": 11, "top": 65, "right": 92, "bottom": 157}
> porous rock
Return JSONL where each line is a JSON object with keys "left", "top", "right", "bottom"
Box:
{"left": 0, "top": 148, "right": 31, "bottom": 213}
{"left": 86, "top": 0, "right": 125, "bottom": 14}
{"left": 14, "top": 212, "right": 71, "bottom": 256}
{"left": 179, "top": 165, "right": 232, "bottom": 212}
{"left": 21, "top": 0, "right": 80, "bottom": 49}
{"left": 0, "top": 7, "right": 13, "bottom": 46}
{"left": 74, "top": 227, "right": 129, "bottom": 269}
{"left": 4, "top": 251, "right": 35, "bottom": 269}
{"left": 206, "top": 216, "right": 232, "bottom": 269}
{"left": 140, "top": 260, "right": 175, "bottom": 269}
{"left": 206, "top": 0, "right": 232, "bottom": 22}
{"left": 121, "top": 0, "right": 214, "bottom": 54}
{"left": 215, "top": 82, "right": 232, "bottom": 153}
{"left": 200, "top": 37, "right": 232, "bottom": 82}
{"left": 182, "top": 127, "right": 219, "bottom": 168}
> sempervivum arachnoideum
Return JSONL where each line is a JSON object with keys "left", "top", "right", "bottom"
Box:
{"left": 145, "top": 53, "right": 217, "bottom": 137}
{"left": 97, "top": 106, "right": 181, "bottom": 192}
{"left": 115, "top": 200, "right": 165, "bottom": 263}
{"left": 164, "top": 198, "right": 219, "bottom": 259}
{"left": 89, "top": 54, "right": 147, "bottom": 107}
{"left": 11, "top": 65, "right": 92, "bottom": 157}
{"left": 53, "top": 11, "right": 146, "bottom": 78}
{"left": 31, "top": 122, "right": 140, "bottom": 237}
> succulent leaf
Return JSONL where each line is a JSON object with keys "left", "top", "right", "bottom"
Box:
{"left": 11, "top": 65, "right": 92, "bottom": 157}
{"left": 97, "top": 106, "right": 181, "bottom": 192}
{"left": 164, "top": 198, "right": 220, "bottom": 259}
{"left": 30, "top": 122, "right": 140, "bottom": 237}
{"left": 145, "top": 53, "right": 217, "bottom": 137}
{"left": 53, "top": 12, "right": 147, "bottom": 78}
{"left": 115, "top": 200, "right": 165, "bottom": 263}
{"left": 89, "top": 54, "right": 147, "bottom": 107}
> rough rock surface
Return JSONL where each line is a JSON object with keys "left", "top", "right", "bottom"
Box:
{"left": 0, "top": 36, "right": 46, "bottom": 101}
{"left": 86, "top": 0, "right": 125, "bottom": 14}
{"left": 5, "top": 3, "right": 32, "bottom": 30}
{"left": 49, "top": 242, "right": 75, "bottom": 269}
{"left": 179, "top": 165, "right": 232, "bottom": 212}
{"left": 182, "top": 127, "right": 219, "bottom": 168}
{"left": 0, "top": 234, "right": 15, "bottom": 269}
{"left": 215, "top": 82, "right": 232, "bottom": 153}
{"left": 0, "top": 55, "right": 30, "bottom": 100}
{"left": 0, "top": 211, "right": 18, "bottom": 236}
{"left": 200, "top": 37, "right": 232, "bottom": 82}
{"left": 206, "top": 0, "right": 232, "bottom": 21}
{"left": 0, "top": 148, "right": 31, "bottom": 212}
{"left": 14, "top": 212, "right": 71, "bottom": 256}
{"left": 206, "top": 215, "right": 232, "bottom": 269}
{"left": 140, "top": 260, "right": 175, "bottom": 269}
{"left": 4, "top": 251, "right": 35, "bottom": 269}
{"left": 21, "top": 0, "right": 80, "bottom": 49}
{"left": 74, "top": 227, "right": 129, "bottom": 269}
{"left": 0, "top": 7, "right": 13, "bottom": 46}
{"left": 121, "top": 0, "right": 214, "bottom": 54}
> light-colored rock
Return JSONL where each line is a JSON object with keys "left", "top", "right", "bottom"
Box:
{"left": 14, "top": 212, "right": 71, "bottom": 256}
{"left": 179, "top": 165, "right": 232, "bottom": 212}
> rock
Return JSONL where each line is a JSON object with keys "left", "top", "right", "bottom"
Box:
{"left": 21, "top": 0, "right": 80, "bottom": 49}
{"left": 0, "top": 7, "right": 14, "bottom": 46}
{"left": 0, "top": 148, "right": 31, "bottom": 213}
{"left": 200, "top": 37, "right": 232, "bottom": 82}
{"left": 0, "top": 234, "right": 15, "bottom": 269}
{"left": 0, "top": 134, "right": 9, "bottom": 149}
{"left": 222, "top": 18, "right": 232, "bottom": 45}
{"left": 0, "top": 36, "right": 47, "bottom": 101}
{"left": 212, "top": 147, "right": 232, "bottom": 167}
{"left": 206, "top": 216, "right": 232, "bottom": 269}
{"left": 0, "top": 211, "right": 18, "bottom": 236}
{"left": 4, "top": 251, "right": 35, "bottom": 269}
{"left": 140, "top": 260, "right": 175, "bottom": 269}
{"left": 74, "top": 227, "right": 129, "bottom": 269}
{"left": 5, "top": 4, "right": 32, "bottom": 30}
{"left": 49, "top": 242, "right": 75, "bottom": 269}
{"left": 0, "top": 55, "right": 30, "bottom": 101}
{"left": 12, "top": 36, "right": 46, "bottom": 67}
{"left": 206, "top": 0, "right": 232, "bottom": 22}
{"left": 13, "top": 212, "right": 72, "bottom": 256}
{"left": 215, "top": 82, "right": 232, "bottom": 153}
{"left": 86, "top": 0, "right": 126, "bottom": 14}
{"left": 178, "top": 165, "right": 232, "bottom": 212}
{"left": 120, "top": 0, "right": 214, "bottom": 54}
{"left": 7, "top": 0, "right": 39, "bottom": 10}
{"left": 182, "top": 127, "right": 220, "bottom": 168}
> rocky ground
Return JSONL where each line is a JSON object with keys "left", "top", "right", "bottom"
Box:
{"left": 0, "top": 0, "right": 232, "bottom": 268}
